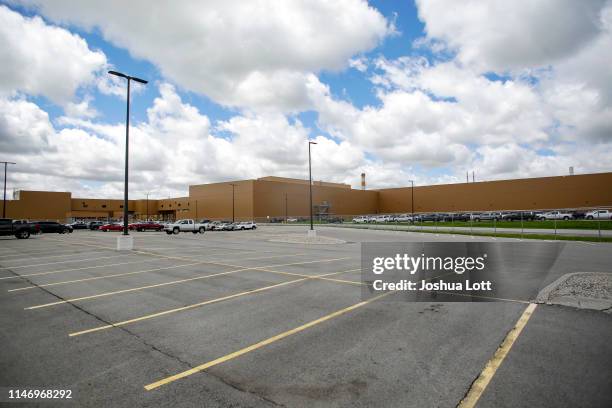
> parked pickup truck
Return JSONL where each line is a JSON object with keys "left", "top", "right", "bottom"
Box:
{"left": 0, "top": 218, "right": 40, "bottom": 239}
{"left": 585, "top": 209, "right": 612, "bottom": 220}
{"left": 164, "top": 219, "right": 207, "bottom": 235}
{"left": 538, "top": 211, "right": 573, "bottom": 220}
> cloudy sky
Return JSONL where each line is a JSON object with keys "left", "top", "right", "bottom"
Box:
{"left": 1, "top": 0, "right": 611, "bottom": 198}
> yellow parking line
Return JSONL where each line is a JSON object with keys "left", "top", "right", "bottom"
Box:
{"left": 254, "top": 267, "right": 364, "bottom": 286}
{"left": 8, "top": 253, "right": 305, "bottom": 292}
{"left": 457, "top": 303, "right": 538, "bottom": 408}
{"left": 42, "top": 238, "right": 115, "bottom": 251}
{"left": 43, "top": 237, "right": 325, "bottom": 274}
{"left": 70, "top": 279, "right": 304, "bottom": 336}
{"left": 0, "top": 259, "right": 156, "bottom": 281}
{"left": 0, "top": 253, "right": 129, "bottom": 270}
{"left": 434, "top": 291, "right": 531, "bottom": 304}
{"left": 0, "top": 245, "right": 83, "bottom": 256}
{"left": 217, "top": 253, "right": 305, "bottom": 262}
{"left": 207, "top": 257, "right": 350, "bottom": 273}
{"left": 9, "top": 262, "right": 200, "bottom": 292}
{"left": 25, "top": 268, "right": 242, "bottom": 310}
{"left": 144, "top": 291, "right": 390, "bottom": 391}
{"left": 167, "top": 247, "right": 259, "bottom": 255}
{"left": 25, "top": 257, "right": 349, "bottom": 310}
{"left": 0, "top": 249, "right": 101, "bottom": 261}
{"left": 69, "top": 269, "right": 361, "bottom": 337}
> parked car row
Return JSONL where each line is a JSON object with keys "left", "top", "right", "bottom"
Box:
{"left": 352, "top": 209, "right": 612, "bottom": 223}
{"left": 64, "top": 219, "right": 262, "bottom": 234}
{"left": 162, "top": 219, "right": 257, "bottom": 234}
{"left": 0, "top": 219, "right": 77, "bottom": 238}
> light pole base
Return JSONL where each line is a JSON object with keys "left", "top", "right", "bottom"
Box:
{"left": 307, "top": 229, "right": 317, "bottom": 238}
{"left": 117, "top": 235, "right": 134, "bottom": 251}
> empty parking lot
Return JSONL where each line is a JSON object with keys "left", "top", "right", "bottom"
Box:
{"left": 1, "top": 226, "right": 611, "bottom": 407}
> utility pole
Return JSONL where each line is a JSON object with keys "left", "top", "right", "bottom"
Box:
{"left": 1, "top": 161, "right": 16, "bottom": 218}
{"left": 308, "top": 141, "right": 317, "bottom": 233}
{"left": 408, "top": 180, "right": 415, "bottom": 219}
{"left": 145, "top": 192, "right": 150, "bottom": 221}
{"left": 229, "top": 183, "right": 236, "bottom": 222}
{"left": 472, "top": 171, "right": 475, "bottom": 183}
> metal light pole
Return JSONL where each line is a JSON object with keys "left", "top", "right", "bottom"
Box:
{"left": 1, "top": 161, "right": 16, "bottom": 218}
{"left": 229, "top": 183, "right": 236, "bottom": 222}
{"left": 108, "top": 70, "right": 147, "bottom": 237}
{"left": 408, "top": 179, "right": 414, "bottom": 220}
{"left": 145, "top": 192, "right": 150, "bottom": 221}
{"left": 308, "top": 141, "right": 317, "bottom": 231}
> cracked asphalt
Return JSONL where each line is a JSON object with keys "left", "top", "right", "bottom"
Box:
{"left": 1, "top": 226, "right": 611, "bottom": 407}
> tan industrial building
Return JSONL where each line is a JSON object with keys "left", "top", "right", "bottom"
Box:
{"left": 4, "top": 172, "right": 612, "bottom": 223}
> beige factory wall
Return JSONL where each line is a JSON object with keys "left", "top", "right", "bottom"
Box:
{"left": 6, "top": 191, "right": 71, "bottom": 221}
{"left": 189, "top": 180, "right": 255, "bottom": 221}
{"left": 252, "top": 179, "right": 378, "bottom": 219}
{"left": 6, "top": 172, "right": 612, "bottom": 222}
{"left": 377, "top": 172, "right": 612, "bottom": 213}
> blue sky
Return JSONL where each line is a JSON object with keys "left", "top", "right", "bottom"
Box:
{"left": 1, "top": 1, "right": 611, "bottom": 198}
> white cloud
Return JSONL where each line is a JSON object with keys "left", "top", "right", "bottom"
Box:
{"left": 1, "top": 84, "right": 387, "bottom": 197}
{"left": 0, "top": 5, "right": 106, "bottom": 104}
{"left": 415, "top": 0, "right": 609, "bottom": 72}
{"left": 311, "top": 50, "right": 612, "bottom": 183}
{"left": 15, "top": 0, "right": 392, "bottom": 112}
{"left": 413, "top": 0, "right": 612, "bottom": 145}
{"left": 64, "top": 96, "right": 98, "bottom": 119}
{"left": 538, "top": 3, "right": 612, "bottom": 143}
{"left": 0, "top": 97, "right": 55, "bottom": 153}
{"left": 470, "top": 142, "right": 612, "bottom": 182}
{"left": 314, "top": 61, "right": 548, "bottom": 166}
{"left": 349, "top": 57, "right": 369, "bottom": 72}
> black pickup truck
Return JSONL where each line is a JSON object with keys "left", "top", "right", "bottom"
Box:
{"left": 0, "top": 218, "right": 39, "bottom": 239}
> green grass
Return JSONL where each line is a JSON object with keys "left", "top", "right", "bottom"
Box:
{"left": 323, "top": 223, "right": 611, "bottom": 243}
{"left": 280, "top": 219, "right": 612, "bottom": 230}
{"left": 390, "top": 219, "right": 612, "bottom": 230}
{"left": 412, "top": 229, "right": 612, "bottom": 243}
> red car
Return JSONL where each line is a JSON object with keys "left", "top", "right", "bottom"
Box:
{"left": 99, "top": 223, "right": 124, "bottom": 232}
{"left": 129, "top": 222, "right": 164, "bottom": 231}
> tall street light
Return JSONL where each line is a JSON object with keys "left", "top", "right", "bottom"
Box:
{"left": 408, "top": 180, "right": 415, "bottom": 221}
{"left": 145, "top": 192, "right": 150, "bottom": 221}
{"left": 229, "top": 183, "right": 236, "bottom": 223}
{"left": 1, "top": 161, "right": 16, "bottom": 218}
{"left": 308, "top": 141, "right": 317, "bottom": 232}
{"left": 108, "top": 70, "right": 148, "bottom": 245}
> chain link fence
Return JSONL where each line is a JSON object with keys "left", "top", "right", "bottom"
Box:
{"left": 253, "top": 206, "right": 612, "bottom": 241}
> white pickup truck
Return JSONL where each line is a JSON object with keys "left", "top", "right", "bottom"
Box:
{"left": 538, "top": 211, "right": 573, "bottom": 220}
{"left": 164, "top": 219, "right": 207, "bottom": 235}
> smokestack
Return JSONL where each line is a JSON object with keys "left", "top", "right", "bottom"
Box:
{"left": 472, "top": 171, "right": 475, "bottom": 183}
{"left": 361, "top": 173, "right": 366, "bottom": 190}
{"left": 569, "top": 166, "right": 574, "bottom": 176}
{"left": 466, "top": 172, "right": 469, "bottom": 183}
